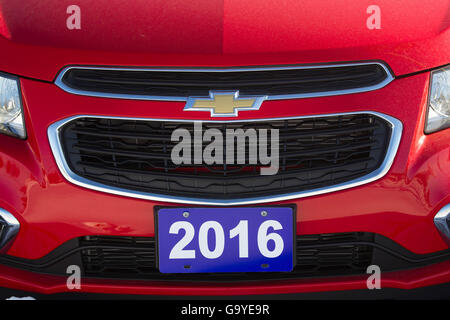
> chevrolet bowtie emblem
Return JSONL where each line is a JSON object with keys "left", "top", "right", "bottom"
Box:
{"left": 184, "top": 91, "right": 267, "bottom": 117}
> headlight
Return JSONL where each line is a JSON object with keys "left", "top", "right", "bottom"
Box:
{"left": 0, "top": 73, "right": 25, "bottom": 139}
{"left": 425, "top": 65, "right": 450, "bottom": 134}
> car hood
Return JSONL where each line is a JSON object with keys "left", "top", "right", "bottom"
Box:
{"left": 0, "top": 0, "right": 449, "bottom": 81}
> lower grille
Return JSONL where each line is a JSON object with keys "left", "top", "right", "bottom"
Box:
{"left": 80, "top": 233, "right": 374, "bottom": 280}
{"left": 2, "top": 232, "right": 447, "bottom": 282}
{"left": 58, "top": 113, "right": 392, "bottom": 200}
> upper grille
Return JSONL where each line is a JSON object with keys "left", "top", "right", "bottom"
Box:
{"left": 80, "top": 233, "right": 374, "bottom": 280}
{"left": 57, "top": 63, "right": 392, "bottom": 99}
{"left": 59, "top": 114, "right": 392, "bottom": 200}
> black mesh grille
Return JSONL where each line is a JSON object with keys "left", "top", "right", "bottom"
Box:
{"left": 81, "top": 237, "right": 156, "bottom": 275}
{"left": 80, "top": 233, "right": 374, "bottom": 280}
{"left": 59, "top": 114, "right": 391, "bottom": 200}
{"left": 61, "top": 64, "right": 389, "bottom": 97}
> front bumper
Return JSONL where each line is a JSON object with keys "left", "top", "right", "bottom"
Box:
{"left": 0, "top": 260, "right": 448, "bottom": 296}
{"left": 0, "top": 69, "right": 449, "bottom": 295}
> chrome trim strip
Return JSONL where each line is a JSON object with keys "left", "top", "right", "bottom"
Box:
{"left": 54, "top": 62, "right": 394, "bottom": 101}
{"left": 48, "top": 111, "right": 402, "bottom": 206}
{"left": 434, "top": 204, "right": 450, "bottom": 246}
{"left": 0, "top": 208, "right": 20, "bottom": 252}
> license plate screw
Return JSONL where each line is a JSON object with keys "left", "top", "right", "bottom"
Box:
{"left": 183, "top": 211, "right": 190, "bottom": 218}
{"left": 261, "top": 210, "right": 268, "bottom": 217}
{"left": 261, "top": 264, "right": 269, "bottom": 268}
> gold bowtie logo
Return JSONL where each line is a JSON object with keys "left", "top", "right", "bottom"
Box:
{"left": 184, "top": 91, "right": 267, "bottom": 117}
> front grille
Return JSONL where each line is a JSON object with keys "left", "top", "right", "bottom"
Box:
{"left": 80, "top": 233, "right": 374, "bottom": 280}
{"left": 59, "top": 114, "right": 391, "bottom": 200}
{"left": 59, "top": 63, "right": 390, "bottom": 98}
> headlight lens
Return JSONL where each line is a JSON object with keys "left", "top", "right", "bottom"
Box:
{"left": 0, "top": 73, "right": 25, "bottom": 139}
{"left": 425, "top": 66, "right": 450, "bottom": 133}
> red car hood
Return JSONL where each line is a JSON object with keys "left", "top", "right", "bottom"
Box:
{"left": 0, "top": 0, "right": 448, "bottom": 81}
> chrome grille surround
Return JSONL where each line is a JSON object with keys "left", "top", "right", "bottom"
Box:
{"left": 48, "top": 111, "right": 402, "bottom": 206}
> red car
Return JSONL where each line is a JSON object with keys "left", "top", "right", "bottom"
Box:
{"left": 0, "top": 0, "right": 449, "bottom": 297}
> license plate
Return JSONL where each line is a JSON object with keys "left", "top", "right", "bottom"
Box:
{"left": 156, "top": 207, "right": 294, "bottom": 273}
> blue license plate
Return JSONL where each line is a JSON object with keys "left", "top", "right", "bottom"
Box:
{"left": 157, "top": 207, "right": 294, "bottom": 273}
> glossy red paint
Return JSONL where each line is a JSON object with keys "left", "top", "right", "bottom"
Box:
{"left": 0, "top": 0, "right": 449, "bottom": 80}
{"left": 0, "top": 71, "right": 448, "bottom": 262}
{"left": 0, "top": 1, "right": 449, "bottom": 296}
